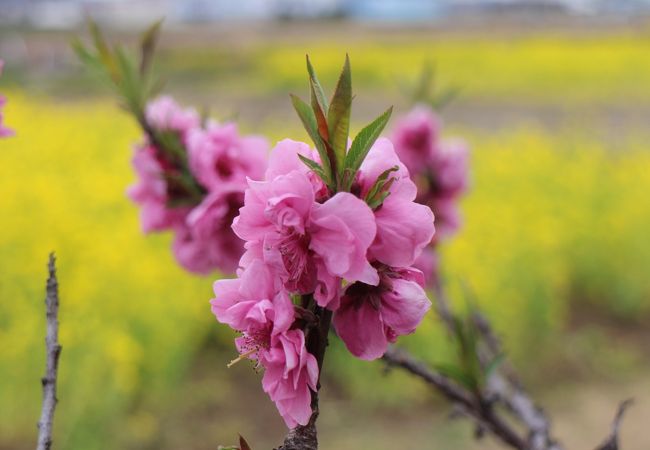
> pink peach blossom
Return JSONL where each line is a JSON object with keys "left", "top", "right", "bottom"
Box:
{"left": 0, "top": 60, "right": 14, "bottom": 138}
{"left": 211, "top": 260, "right": 294, "bottom": 347}
{"left": 127, "top": 144, "right": 190, "bottom": 232}
{"left": 261, "top": 329, "right": 318, "bottom": 428}
{"left": 187, "top": 122, "right": 268, "bottom": 191}
{"left": 173, "top": 186, "right": 246, "bottom": 274}
{"left": 265, "top": 139, "right": 328, "bottom": 200}
{"left": 233, "top": 170, "right": 378, "bottom": 305}
{"left": 145, "top": 96, "right": 199, "bottom": 140}
{"left": 413, "top": 249, "right": 439, "bottom": 288}
{"left": 357, "top": 138, "right": 435, "bottom": 268}
{"left": 391, "top": 105, "right": 440, "bottom": 174}
{"left": 428, "top": 138, "right": 469, "bottom": 198}
{"left": 334, "top": 265, "right": 431, "bottom": 360}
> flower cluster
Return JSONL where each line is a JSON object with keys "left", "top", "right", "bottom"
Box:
{"left": 0, "top": 60, "right": 14, "bottom": 138}
{"left": 392, "top": 105, "right": 469, "bottom": 285}
{"left": 212, "top": 136, "right": 434, "bottom": 427}
{"left": 128, "top": 96, "right": 268, "bottom": 274}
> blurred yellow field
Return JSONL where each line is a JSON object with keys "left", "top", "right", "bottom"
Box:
{"left": 3, "top": 21, "right": 650, "bottom": 449}
{"left": 2, "top": 89, "right": 650, "bottom": 448}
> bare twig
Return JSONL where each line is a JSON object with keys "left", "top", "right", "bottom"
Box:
{"left": 471, "top": 311, "right": 561, "bottom": 450}
{"left": 595, "top": 399, "right": 633, "bottom": 450}
{"left": 383, "top": 276, "right": 563, "bottom": 450}
{"left": 37, "top": 253, "right": 61, "bottom": 450}
{"left": 383, "top": 346, "right": 527, "bottom": 449}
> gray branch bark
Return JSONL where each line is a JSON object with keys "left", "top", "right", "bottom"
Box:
{"left": 37, "top": 253, "right": 61, "bottom": 450}
{"left": 383, "top": 275, "right": 635, "bottom": 450}
{"left": 596, "top": 399, "right": 633, "bottom": 450}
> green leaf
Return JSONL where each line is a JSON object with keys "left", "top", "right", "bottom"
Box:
{"left": 431, "top": 86, "right": 462, "bottom": 110}
{"left": 113, "top": 45, "right": 143, "bottom": 116}
{"left": 87, "top": 18, "right": 119, "bottom": 82}
{"left": 327, "top": 55, "right": 352, "bottom": 177}
{"left": 434, "top": 363, "right": 478, "bottom": 392}
{"left": 484, "top": 353, "right": 505, "bottom": 380}
{"left": 409, "top": 61, "right": 433, "bottom": 105}
{"left": 344, "top": 106, "right": 393, "bottom": 182}
{"left": 140, "top": 19, "right": 163, "bottom": 76}
{"left": 298, "top": 154, "right": 328, "bottom": 183}
{"left": 290, "top": 94, "right": 333, "bottom": 185}
{"left": 364, "top": 165, "right": 399, "bottom": 209}
{"left": 306, "top": 55, "right": 329, "bottom": 113}
{"left": 306, "top": 55, "right": 329, "bottom": 143}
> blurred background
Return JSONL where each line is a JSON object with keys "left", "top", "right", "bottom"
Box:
{"left": 1, "top": 1, "right": 650, "bottom": 449}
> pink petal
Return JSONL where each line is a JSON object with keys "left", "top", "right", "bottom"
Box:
{"left": 310, "top": 192, "right": 378, "bottom": 285}
{"left": 380, "top": 277, "right": 431, "bottom": 335}
{"left": 334, "top": 296, "right": 388, "bottom": 360}
{"left": 370, "top": 182, "right": 435, "bottom": 267}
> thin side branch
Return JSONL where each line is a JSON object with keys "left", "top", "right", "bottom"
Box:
{"left": 37, "top": 253, "right": 62, "bottom": 450}
{"left": 596, "top": 399, "right": 633, "bottom": 450}
{"left": 382, "top": 347, "right": 527, "bottom": 449}
{"left": 387, "top": 278, "right": 564, "bottom": 450}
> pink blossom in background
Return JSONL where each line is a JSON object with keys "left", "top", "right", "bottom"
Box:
{"left": 187, "top": 122, "right": 268, "bottom": 191}
{"left": 0, "top": 60, "right": 14, "bottom": 138}
{"left": 334, "top": 265, "right": 431, "bottom": 360}
{"left": 428, "top": 138, "right": 469, "bottom": 197}
{"left": 392, "top": 104, "right": 469, "bottom": 286}
{"left": 391, "top": 105, "right": 440, "bottom": 174}
{"left": 128, "top": 96, "right": 271, "bottom": 275}
{"left": 173, "top": 187, "right": 247, "bottom": 274}
{"left": 127, "top": 144, "right": 190, "bottom": 233}
{"left": 145, "top": 96, "right": 199, "bottom": 140}
{"left": 413, "top": 249, "right": 440, "bottom": 288}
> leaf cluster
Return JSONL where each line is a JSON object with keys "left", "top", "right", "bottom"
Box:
{"left": 72, "top": 20, "right": 205, "bottom": 206}
{"left": 292, "top": 55, "right": 393, "bottom": 198}
{"left": 72, "top": 19, "right": 165, "bottom": 123}
{"left": 404, "top": 62, "right": 461, "bottom": 111}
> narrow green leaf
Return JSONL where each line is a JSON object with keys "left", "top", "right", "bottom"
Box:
{"left": 297, "top": 154, "right": 328, "bottom": 183}
{"left": 413, "top": 61, "right": 433, "bottom": 105}
{"left": 87, "top": 19, "right": 119, "bottom": 82}
{"left": 310, "top": 82, "right": 329, "bottom": 144}
{"left": 140, "top": 19, "right": 163, "bottom": 76}
{"left": 114, "top": 45, "right": 142, "bottom": 116}
{"left": 366, "top": 190, "right": 391, "bottom": 210}
{"left": 364, "top": 165, "right": 398, "bottom": 209}
{"left": 306, "top": 55, "right": 329, "bottom": 113}
{"left": 432, "top": 86, "right": 461, "bottom": 110}
{"left": 306, "top": 55, "right": 329, "bottom": 143}
{"left": 434, "top": 363, "right": 477, "bottom": 392}
{"left": 364, "top": 165, "right": 398, "bottom": 200}
{"left": 484, "top": 353, "right": 505, "bottom": 380}
{"left": 290, "top": 94, "right": 333, "bottom": 184}
{"left": 345, "top": 106, "right": 393, "bottom": 177}
{"left": 327, "top": 55, "right": 352, "bottom": 176}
